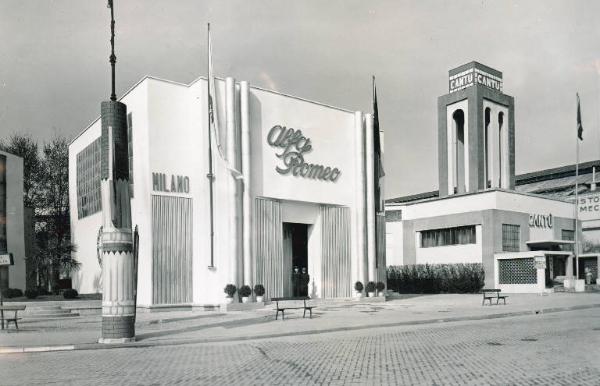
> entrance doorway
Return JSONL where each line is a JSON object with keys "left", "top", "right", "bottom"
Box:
{"left": 283, "top": 223, "right": 309, "bottom": 297}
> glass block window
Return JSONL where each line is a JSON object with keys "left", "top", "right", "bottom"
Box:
{"left": 76, "top": 138, "right": 102, "bottom": 219}
{"left": 127, "top": 112, "right": 134, "bottom": 198}
{"left": 421, "top": 225, "right": 476, "bottom": 248}
{"left": 502, "top": 224, "right": 520, "bottom": 252}
{"left": 561, "top": 229, "right": 574, "bottom": 252}
{"left": 498, "top": 258, "right": 536, "bottom": 284}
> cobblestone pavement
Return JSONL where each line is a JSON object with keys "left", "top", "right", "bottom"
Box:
{"left": 2, "top": 308, "right": 599, "bottom": 385}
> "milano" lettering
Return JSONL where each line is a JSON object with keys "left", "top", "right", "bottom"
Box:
{"left": 152, "top": 173, "right": 190, "bottom": 193}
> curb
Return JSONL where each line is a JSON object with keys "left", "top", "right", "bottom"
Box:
{"left": 2, "top": 302, "right": 599, "bottom": 354}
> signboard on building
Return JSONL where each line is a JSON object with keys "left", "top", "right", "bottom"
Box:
{"left": 0, "top": 253, "right": 14, "bottom": 266}
{"left": 449, "top": 68, "right": 503, "bottom": 94}
{"left": 267, "top": 125, "right": 341, "bottom": 182}
{"left": 529, "top": 213, "right": 553, "bottom": 228}
{"left": 152, "top": 173, "right": 190, "bottom": 194}
{"left": 578, "top": 192, "right": 600, "bottom": 221}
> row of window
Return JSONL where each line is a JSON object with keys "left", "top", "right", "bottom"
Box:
{"left": 420, "top": 224, "right": 575, "bottom": 251}
{"left": 76, "top": 113, "right": 134, "bottom": 219}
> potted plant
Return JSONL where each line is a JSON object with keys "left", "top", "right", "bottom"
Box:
{"left": 376, "top": 281, "right": 386, "bottom": 297}
{"left": 365, "top": 281, "right": 376, "bottom": 297}
{"left": 254, "top": 284, "right": 265, "bottom": 303}
{"left": 354, "top": 281, "right": 364, "bottom": 298}
{"left": 224, "top": 284, "right": 237, "bottom": 304}
{"left": 239, "top": 285, "right": 252, "bottom": 303}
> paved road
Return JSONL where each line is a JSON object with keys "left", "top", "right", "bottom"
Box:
{"left": 2, "top": 308, "right": 599, "bottom": 385}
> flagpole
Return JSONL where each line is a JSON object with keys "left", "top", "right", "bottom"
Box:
{"left": 575, "top": 127, "right": 579, "bottom": 280}
{"left": 575, "top": 93, "right": 581, "bottom": 281}
{"left": 207, "top": 23, "right": 215, "bottom": 268}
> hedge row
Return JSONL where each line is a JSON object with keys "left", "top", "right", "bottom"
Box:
{"left": 387, "top": 263, "right": 485, "bottom": 294}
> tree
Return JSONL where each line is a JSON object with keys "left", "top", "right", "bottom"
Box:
{"left": 0, "top": 133, "right": 78, "bottom": 292}
{"left": 0, "top": 134, "right": 42, "bottom": 208}
{"left": 34, "top": 136, "right": 79, "bottom": 292}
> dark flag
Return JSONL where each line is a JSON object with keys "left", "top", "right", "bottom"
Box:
{"left": 373, "top": 76, "right": 385, "bottom": 212}
{"left": 577, "top": 93, "right": 583, "bottom": 140}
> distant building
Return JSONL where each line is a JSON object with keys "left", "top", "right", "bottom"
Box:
{"left": 0, "top": 150, "right": 26, "bottom": 292}
{"left": 69, "top": 75, "right": 384, "bottom": 307}
{"left": 386, "top": 62, "right": 598, "bottom": 293}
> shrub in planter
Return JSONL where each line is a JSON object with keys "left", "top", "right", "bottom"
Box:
{"left": 24, "top": 289, "right": 38, "bottom": 299}
{"left": 63, "top": 289, "right": 78, "bottom": 299}
{"left": 376, "top": 281, "right": 385, "bottom": 296}
{"left": 365, "top": 281, "right": 376, "bottom": 296}
{"left": 224, "top": 284, "right": 237, "bottom": 297}
{"left": 2, "top": 288, "right": 23, "bottom": 298}
{"left": 239, "top": 285, "right": 252, "bottom": 303}
{"left": 253, "top": 284, "right": 265, "bottom": 302}
{"left": 354, "top": 281, "right": 364, "bottom": 292}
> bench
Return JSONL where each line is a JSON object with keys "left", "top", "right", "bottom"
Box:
{"left": 271, "top": 297, "right": 315, "bottom": 320}
{"left": 0, "top": 305, "right": 26, "bottom": 330}
{"left": 481, "top": 289, "right": 508, "bottom": 306}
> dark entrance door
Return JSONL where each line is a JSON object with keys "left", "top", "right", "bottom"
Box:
{"left": 283, "top": 223, "right": 309, "bottom": 297}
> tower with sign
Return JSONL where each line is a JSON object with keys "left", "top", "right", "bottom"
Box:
{"left": 438, "top": 62, "right": 515, "bottom": 197}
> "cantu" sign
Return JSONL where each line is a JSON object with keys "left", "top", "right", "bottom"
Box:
{"left": 529, "top": 213, "right": 553, "bottom": 228}
{"left": 449, "top": 69, "right": 503, "bottom": 93}
{"left": 267, "top": 125, "right": 341, "bottom": 182}
{"left": 152, "top": 173, "right": 190, "bottom": 193}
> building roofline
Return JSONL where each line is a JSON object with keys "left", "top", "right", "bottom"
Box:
{"left": 71, "top": 74, "right": 360, "bottom": 146}
{"left": 386, "top": 188, "right": 573, "bottom": 207}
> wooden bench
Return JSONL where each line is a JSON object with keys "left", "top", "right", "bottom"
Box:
{"left": 481, "top": 289, "right": 508, "bottom": 306}
{"left": 271, "top": 297, "right": 315, "bottom": 320}
{"left": 0, "top": 305, "right": 26, "bottom": 330}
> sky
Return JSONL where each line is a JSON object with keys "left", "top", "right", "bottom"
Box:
{"left": 2, "top": 0, "right": 600, "bottom": 199}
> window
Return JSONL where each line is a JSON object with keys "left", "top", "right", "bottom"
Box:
{"left": 76, "top": 138, "right": 102, "bottom": 219}
{"left": 498, "top": 258, "right": 536, "bottom": 284}
{"left": 127, "top": 112, "right": 134, "bottom": 198}
{"left": 502, "top": 224, "right": 520, "bottom": 252}
{"left": 561, "top": 229, "right": 574, "bottom": 252}
{"left": 421, "top": 225, "right": 476, "bottom": 248}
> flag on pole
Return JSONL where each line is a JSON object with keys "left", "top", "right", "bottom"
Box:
{"left": 207, "top": 24, "right": 242, "bottom": 180}
{"left": 373, "top": 76, "right": 385, "bottom": 212}
{"left": 208, "top": 23, "right": 224, "bottom": 158}
{"left": 577, "top": 93, "right": 583, "bottom": 140}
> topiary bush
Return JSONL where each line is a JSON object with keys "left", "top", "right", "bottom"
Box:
{"left": 239, "top": 285, "right": 252, "bottom": 297}
{"left": 2, "top": 288, "right": 23, "bottom": 298}
{"left": 387, "top": 263, "right": 485, "bottom": 294}
{"left": 376, "top": 281, "right": 385, "bottom": 292}
{"left": 24, "top": 289, "right": 38, "bottom": 299}
{"left": 63, "top": 289, "right": 78, "bottom": 299}
{"left": 224, "top": 284, "right": 237, "bottom": 298}
{"left": 365, "top": 281, "right": 376, "bottom": 293}
{"left": 253, "top": 284, "right": 265, "bottom": 297}
{"left": 354, "top": 281, "right": 364, "bottom": 292}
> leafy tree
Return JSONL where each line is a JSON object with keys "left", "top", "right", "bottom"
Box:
{"left": 0, "top": 134, "right": 42, "bottom": 208}
{"left": 0, "top": 133, "right": 78, "bottom": 292}
{"left": 35, "top": 136, "right": 78, "bottom": 292}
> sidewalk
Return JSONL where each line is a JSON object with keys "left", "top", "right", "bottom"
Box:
{"left": 1, "top": 292, "right": 599, "bottom": 353}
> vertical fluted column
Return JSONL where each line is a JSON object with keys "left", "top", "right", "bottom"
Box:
{"left": 240, "top": 81, "right": 252, "bottom": 289}
{"left": 365, "top": 113, "right": 376, "bottom": 282}
{"left": 354, "top": 111, "right": 367, "bottom": 286}
{"left": 225, "top": 77, "right": 241, "bottom": 288}
{"left": 99, "top": 100, "right": 135, "bottom": 343}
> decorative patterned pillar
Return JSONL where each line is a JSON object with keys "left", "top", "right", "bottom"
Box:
{"left": 99, "top": 100, "right": 135, "bottom": 343}
{"left": 0, "top": 155, "right": 7, "bottom": 294}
